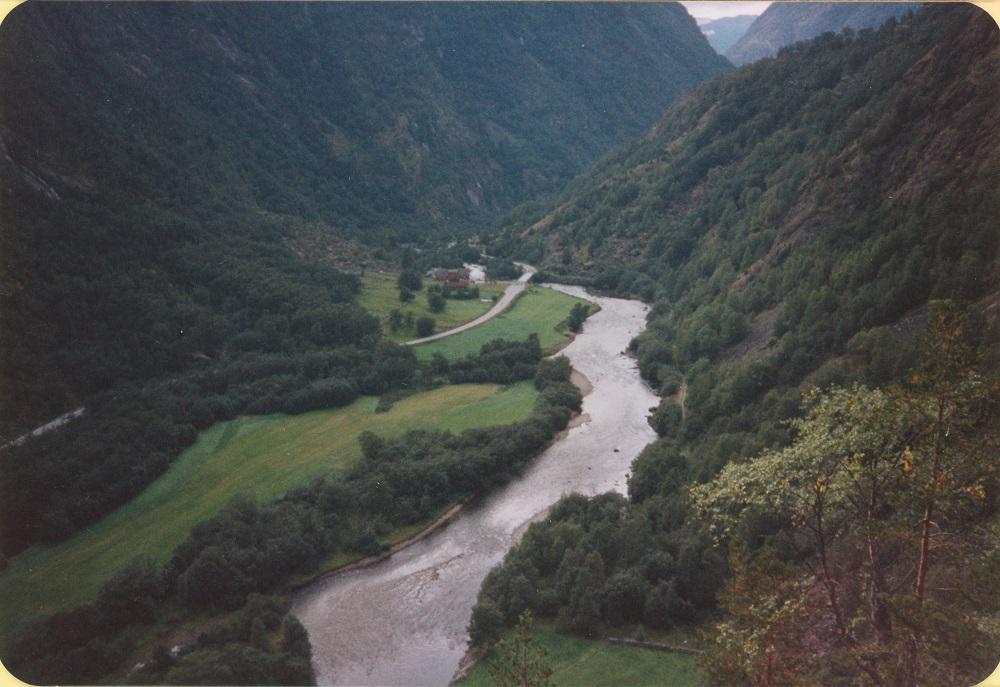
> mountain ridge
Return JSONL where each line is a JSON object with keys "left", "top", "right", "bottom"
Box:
{"left": 699, "top": 14, "right": 757, "bottom": 55}
{"left": 726, "top": 1, "right": 921, "bottom": 65}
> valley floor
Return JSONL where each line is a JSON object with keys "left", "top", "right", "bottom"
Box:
{"left": 414, "top": 286, "right": 590, "bottom": 360}
{"left": 0, "top": 382, "right": 537, "bottom": 648}
{"left": 358, "top": 272, "right": 506, "bottom": 343}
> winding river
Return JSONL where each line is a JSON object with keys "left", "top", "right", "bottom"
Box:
{"left": 291, "top": 285, "right": 658, "bottom": 686}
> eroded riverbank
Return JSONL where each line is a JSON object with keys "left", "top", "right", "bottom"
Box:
{"left": 291, "top": 285, "right": 658, "bottom": 686}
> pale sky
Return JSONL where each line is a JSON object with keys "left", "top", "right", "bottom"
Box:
{"left": 680, "top": 2, "right": 773, "bottom": 23}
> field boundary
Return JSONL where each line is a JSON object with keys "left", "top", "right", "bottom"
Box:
{"left": 605, "top": 636, "right": 705, "bottom": 655}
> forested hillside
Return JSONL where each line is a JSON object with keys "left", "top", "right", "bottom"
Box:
{"left": 476, "top": 6, "right": 1000, "bottom": 685}
{"left": 1, "top": 2, "right": 729, "bottom": 241}
{"left": 726, "top": 1, "right": 920, "bottom": 65}
{"left": 0, "top": 1, "right": 726, "bottom": 434}
{"left": 498, "top": 6, "right": 999, "bottom": 429}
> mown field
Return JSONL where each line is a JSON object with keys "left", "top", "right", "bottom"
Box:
{"left": 0, "top": 383, "right": 538, "bottom": 630}
{"left": 458, "top": 626, "right": 702, "bottom": 687}
{"left": 358, "top": 272, "right": 506, "bottom": 342}
{"left": 414, "top": 287, "right": 590, "bottom": 360}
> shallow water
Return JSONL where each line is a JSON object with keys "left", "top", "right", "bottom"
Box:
{"left": 291, "top": 285, "right": 658, "bottom": 686}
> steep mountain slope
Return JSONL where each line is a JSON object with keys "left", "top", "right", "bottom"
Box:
{"left": 0, "top": 2, "right": 729, "bottom": 436}
{"left": 699, "top": 14, "right": 757, "bottom": 55}
{"left": 727, "top": 1, "right": 920, "bottom": 65}
{"left": 474, "top": 8, "right": 1000, "bottom": 685}
{"left": 497, "top": 2, "right": 999, "bottom": 465}
{"left": 0, "top": 2, "right": 728, "bottom": 239}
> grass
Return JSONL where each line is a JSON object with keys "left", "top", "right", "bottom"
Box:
{"left": 414, "top": 286, "right": 590, "bottom": 360}
{"left": 358, "top": 272, "right": 506, "bottom": 342}
{"left": 458, "top": 626, "right": 703, "bottom": 687}
{"left": 0, "top": 382, "right": 538, "bottom": 633}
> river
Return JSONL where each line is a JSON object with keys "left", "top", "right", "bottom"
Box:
{"left": 291, "top": 284, "right": 658, "bottom": 686}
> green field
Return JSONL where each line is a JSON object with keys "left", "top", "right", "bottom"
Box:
{"left": 358, "top": 272, "right": 506, "bottom": 342}
{"left": 0, "top": 383, "right": 537, "bottom": 629}
{"left": 459, "top": 627, "right": 702, "bottom": 687}
{"left": 415, "top": 287, "right": 590, "bottom": 360}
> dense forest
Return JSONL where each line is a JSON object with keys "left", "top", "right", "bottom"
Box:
{"left": 475, "top": 6, "right": 1000, "bottom": 686}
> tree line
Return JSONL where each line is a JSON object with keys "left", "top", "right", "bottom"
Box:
{"left": 0, "top": 331, "right": 545, "bottom": 558}
{"left": 6, "top": 354, "right": 582, "bottom": 685}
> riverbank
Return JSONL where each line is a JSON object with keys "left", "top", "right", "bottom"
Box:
{"left": 287, "top": 366, "right": 595, "bottom": 593}
{"left": 292, "top": 286, "right": 657, "bottom": 686}
{"left": 289, "top": 500, "right": 472, "bottom": 592}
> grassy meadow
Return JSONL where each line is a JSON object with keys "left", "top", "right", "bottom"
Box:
{"left": 458, "top": 626, "right": 702, "bottom": 687}
{"left": 0, "top": 382, "right": 537, "bottom": 632}
{"left": 358, "top": 272, "right": 506, "bottom": 342}
{"left": 414, "top": 287, "right": 590, "bottom": 360}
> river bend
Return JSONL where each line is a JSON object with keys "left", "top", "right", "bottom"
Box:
{"left": 291, "top": 285, "right": 658, "bottom": 686}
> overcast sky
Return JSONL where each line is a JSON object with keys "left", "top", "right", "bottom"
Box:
{"left": 679, "top": 2, "right": 773, "bottom": 23}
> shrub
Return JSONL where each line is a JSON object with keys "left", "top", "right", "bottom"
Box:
{"left": 415, "top": 317, "right": 435, "bottom": 337}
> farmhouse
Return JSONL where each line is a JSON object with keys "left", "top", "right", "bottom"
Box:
{"left": 430, "top": 267, "right": 472, "bottom": 289}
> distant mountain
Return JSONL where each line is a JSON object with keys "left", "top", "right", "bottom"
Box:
{"left": 0, "top": 2, "right": 729, "bottom": 434}
{"left": 726, "top": 1, "right": 920, "bottom": 65}
{"left": 699, "top": 14, "right": 757, "bottom": 54}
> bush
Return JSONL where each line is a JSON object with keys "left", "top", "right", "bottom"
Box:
{"left": 427, "top": 291, "right": 445, "bottom": 313}
{"left": 534, "top": 356, "right": 572, "bottom": 390}
{"left": 415, "top": 317, "right": 435, "bottom": 337}
{"left": 397, "top": 270, "right": 423, "bottom": 291}
{"left": 648, "top": 401, "right": 682, "bottom": 438}
{"left": 468, "top": 599, "right": 505, "bottom": 646}
{"left": 568, "top": 302, "right": 590, "bottom": 333}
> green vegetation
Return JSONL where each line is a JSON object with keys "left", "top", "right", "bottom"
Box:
{"left": 358, "top": 272, "right": 504, "bottom": 342}
{"left": 0, "top": 0, "right": 727, "bottom": 560}
{"left": 7, "top": 360, "right": 582, "bottom": 685}
{"left": 415, "top": 287, "right": 589, "bottom": 359}
{"left": 691, "top": 304, "right": 1000, "bottom": 686}
{"left": 460, "top": 625, "right": 700, "bottom": 687}
{"left": 476, "top": 8, "right": 1000, "bottom": 686}
{"left": 492, "top": 2, "right": 1000, "bottom": 516}
{"left": 470, "top": 306, "right": 1000, "bottom": 687}
{"left": 0, "top": 383, "right": 536, "bottom": 628}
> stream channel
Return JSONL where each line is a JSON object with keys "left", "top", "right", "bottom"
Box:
{"left": 291, "top": 285, "right": 659, "bottom": 686}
